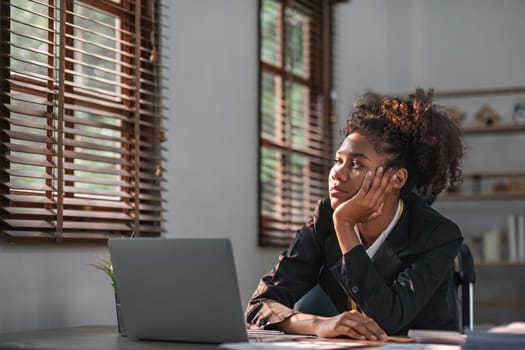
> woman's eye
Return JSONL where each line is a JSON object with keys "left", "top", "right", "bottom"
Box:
{"left": 351, "top": 160, "right": 361, "bottom": 168}
{"left": 333, "top": 157, "right": 342, "bottom": 165}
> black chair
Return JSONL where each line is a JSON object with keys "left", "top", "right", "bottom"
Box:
{"left": 294, "top": 242, "right": 476, "bottom": 332}
{"left": 293, "top": 284, "right": 338, "bottom": 317}
{"left": 454, "top": 242, "right": 476, "bottom": 332}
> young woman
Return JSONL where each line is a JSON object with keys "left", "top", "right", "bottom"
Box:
{"left": 246, "top": 89, "right": 464, "bottom": 341}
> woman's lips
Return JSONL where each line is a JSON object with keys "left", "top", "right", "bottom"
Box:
{"left": 329, "top": 185, "right": 346, "bottom": 196}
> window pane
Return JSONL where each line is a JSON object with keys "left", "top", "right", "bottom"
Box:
{"left": 289, "top": 154, "right": 311, "bottom": 222}
{"left": 10, "top": 1, "right": 50, "bottom": 78}
{"left": 6, "top": 97, "right": 56, "bottom": 190}
{"left": 285, "top": 7, "right": 307, "bottom": 78}
{"left": 285, "top": 80, "right": 307, "bottom": 148}
{"left": 260, "top": 0, "right": 280, "bottom": 66}
{"left": 260, "top": 147, "right": 282, "bottom": 216}
{"left": 72, "top": 110, "right": 121, "bottom": 199}
{"left": 73, "top": 3, "right": 120, "bottom": 97}
{"left": 261, "top": 71, "right": 280, "bottom": 140}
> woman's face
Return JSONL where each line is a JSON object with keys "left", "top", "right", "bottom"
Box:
{"left": 328, "top": 132, "right": 390, "bottom": 210}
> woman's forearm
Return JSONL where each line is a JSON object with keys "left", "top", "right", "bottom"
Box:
{"left": 274, "top": 313, "right": 327, "bottom": 336}
{"left": 333, "top": 219, "right": 360, "bottom": 255}
{"left": 276, "top": 310, "right": 388, "bottom": 341}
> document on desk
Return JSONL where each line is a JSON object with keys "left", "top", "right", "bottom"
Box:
{"left": 221, "top": 341, "right": 461, "bottom": 350}
{"left": 246, "top": 329, "right": 312, "bottom": 343}
{"left": 377, "top": 345, "right": 460, "bottom": 350}
{"left": 221, "top": 340, "right": 367, "bottom": 349}
{"left": 407, "top": 330, "right": 466, "bottom": 345}
{"left": 224, "top": 330, "right": 463, "bottom": 350}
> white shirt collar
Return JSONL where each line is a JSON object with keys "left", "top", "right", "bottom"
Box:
{"left": 356, "top": 199, "right": 404, "bottom": 259}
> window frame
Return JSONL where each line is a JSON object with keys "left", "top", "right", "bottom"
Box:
{"left": 257, "top": 0, "right": 334, "bottom": 247}
{"left": 0, "top": 0, "right": 164, "bottom": 244}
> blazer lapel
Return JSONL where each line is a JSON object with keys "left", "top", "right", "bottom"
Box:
{"left": 372, "top": 207, "right": 411, "bottom": 282}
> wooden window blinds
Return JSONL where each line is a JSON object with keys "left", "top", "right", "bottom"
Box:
{"left": 0, "top": 0, "right": 165, "bottom": 243}
{"left": 258, "top": 0, "right": 334, "bottom": 247}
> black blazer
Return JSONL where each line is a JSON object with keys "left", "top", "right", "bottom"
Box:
{"left": 246, "top": 194, "right": 463, "bottom": 335}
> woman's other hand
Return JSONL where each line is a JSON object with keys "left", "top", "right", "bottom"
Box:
{"left": 277, "top": 310, "right": 388, "bottom": 341}
{"left": 314, "top": 310, "right": 388, "bottom": 341}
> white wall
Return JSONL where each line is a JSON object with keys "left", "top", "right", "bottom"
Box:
{"left": 1, "top": 0, "right": 524, "bottom": 333}
{"left": 334, "top": 0, "right": 525, "bottom": 129}
{"left": 161, "top": 0, "right": 279, "bottom": 310}
{"left": 334, "top": 0, "right": 525, "bottom": 261}
{"left": 0, "top": 244, "right": 117, "bottom": 332}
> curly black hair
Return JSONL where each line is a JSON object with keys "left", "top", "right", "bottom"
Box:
{"left": 344, "top": 88, "right": 464, "bottom": 199}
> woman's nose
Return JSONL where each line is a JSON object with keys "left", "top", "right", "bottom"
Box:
{"left": 331, "top": 164, "right": 348, "bottom": 181}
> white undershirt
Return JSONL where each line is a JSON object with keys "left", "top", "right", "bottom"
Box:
{"left": 355, "top": 199, "right": 404, "bottom": 259}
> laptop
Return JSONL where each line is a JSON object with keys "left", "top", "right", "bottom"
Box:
{"left": 108, "top": 237, "right": 249, "bottom": 344}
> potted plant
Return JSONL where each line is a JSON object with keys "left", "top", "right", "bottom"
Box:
{"left": 90, "top": 256, "right": 125, "bottom": 336}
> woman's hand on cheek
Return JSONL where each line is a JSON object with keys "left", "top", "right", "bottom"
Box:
{"left": 314, "top": 310, "right": 388, "bottom": 341}
{"left": 333, "top": 166, "right": 395, "bottom": 226}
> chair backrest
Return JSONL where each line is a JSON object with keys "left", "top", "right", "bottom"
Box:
{"left": 454, "top": 241, "right": 476, "bottom": 333}
{"left": 425, "top": 193, "right": 476, "bottom": 332}
{"left": 294, "top": 242, "right": 476, "bottom": 333}
{"left": 293, "top": 284, "right": 338, "bottom": 317}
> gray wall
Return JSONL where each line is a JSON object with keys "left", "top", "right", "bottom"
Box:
{"left": 0, "top": 0, "right": 524, "bottom": 333}
{"left": 161, "top": 0, "right": 279, "bottom": 315}
{"left": 335, "top": 0, "right": 525, "bottom": 258}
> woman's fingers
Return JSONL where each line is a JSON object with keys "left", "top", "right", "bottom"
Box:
{"left": 367, "top": 167, "right": 395, "bottom": 206}
{"left": 352, "top": 167, "right": 391, "bottom": 222}
{"left": 340, "top": 311, "right": 388, "bottom": 341}
{"left": 315, "top": 311, "right": 388, "bottom": 341}
{"left": 368, "top": 166, "right": 385, "bottom": 196}
{"left": 335, "top": 166, "right": 397, "bottom": 224}
{"left": 352, "top": 167, "right": 384, "bottom": 207}
{"left": 334, "top": 323, "right": 366, "bottom": 340}
{"left": 356, "top": 169, "right": 374, "bottom": 199}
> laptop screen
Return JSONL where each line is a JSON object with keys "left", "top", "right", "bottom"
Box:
{"left": 108, "top": 237, "right": 249, "bottom": 344}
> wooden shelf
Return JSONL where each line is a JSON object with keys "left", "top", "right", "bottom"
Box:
{"left": 461, "top": 124, "right": 525, "bottom": 135}
{"left": 461, "top": 171, "right": 525, "bottom": 179}
{"left": 475, "top": 260, "right": 525, "bottom": 267}
{"left": 407, "top": 87, "right": 525, "bottom": 203}
{"left": 439, "top": 192, "right": 525, "bottom": 201}
{"left": 434, "top": 86, "right": 525, "bottom": 98}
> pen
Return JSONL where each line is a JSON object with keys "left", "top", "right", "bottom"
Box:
{"left": 247, "top": 329, "right": 285, "bottom": 335}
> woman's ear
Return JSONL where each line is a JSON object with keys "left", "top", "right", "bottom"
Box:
{"left": 392, "top": 168, "right": 408, "bottom": 189}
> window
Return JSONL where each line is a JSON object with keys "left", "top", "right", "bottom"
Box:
{"left": 0, "top": 0, "right": 164, "bottom": 243}
{"left": 258, "top": 0, "right": 334, "bottom": 247}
